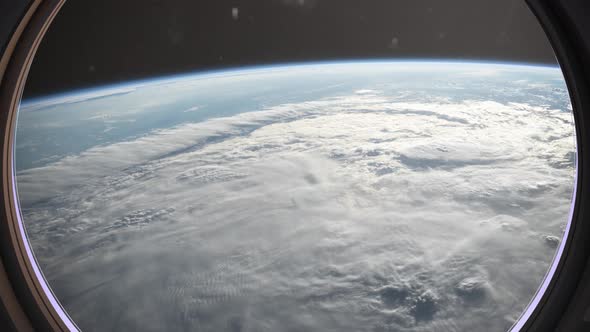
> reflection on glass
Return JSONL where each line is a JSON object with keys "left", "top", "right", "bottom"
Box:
{"left": 16, "top": 61, "right": 575, "bottom": 331}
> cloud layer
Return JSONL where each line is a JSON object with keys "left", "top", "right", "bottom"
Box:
{"left": 16, "top": 63, "right": 575, "bottom": 332}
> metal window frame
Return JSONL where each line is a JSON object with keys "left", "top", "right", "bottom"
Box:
{"left": 0, "top": 1, "right": 75, "bottom": 331}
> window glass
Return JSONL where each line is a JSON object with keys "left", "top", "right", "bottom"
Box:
{"left": 15, "top": 1, "right": 576, "bottom": 331}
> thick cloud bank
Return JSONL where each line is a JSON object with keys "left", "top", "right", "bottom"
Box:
{"left": 17, "top": 63, "right": 575, "bottom": 331}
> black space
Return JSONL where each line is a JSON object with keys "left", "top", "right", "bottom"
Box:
{"left": 23, "top": 0, "right": 557, "bottom": 98}
{"left": 0, "top": 0, "right": 29, "bottom": 55}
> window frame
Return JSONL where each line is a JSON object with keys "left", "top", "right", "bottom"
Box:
{"left": 0, "top": 1, "right": 75, "bottom": 331}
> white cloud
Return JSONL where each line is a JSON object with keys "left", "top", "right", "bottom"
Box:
{"left": 20, "top": 86, "right": 138, "bottom": 112}
{"left": 17, "top": 91, "right": 575, "bottom": 331}
{"left": 183, "top": 106, "right": 201, "bottom": 113}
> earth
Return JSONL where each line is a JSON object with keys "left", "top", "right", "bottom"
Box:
{"left": 16, "top": 61, "right": 576, "bottom": 332}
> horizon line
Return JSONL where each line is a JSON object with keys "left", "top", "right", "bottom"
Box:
{"left": 21, "top": 58, "right": 561, "bottom": 104}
